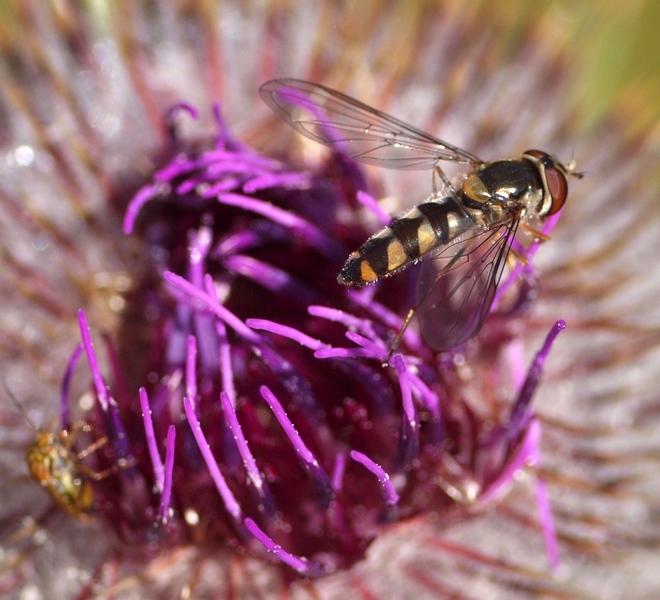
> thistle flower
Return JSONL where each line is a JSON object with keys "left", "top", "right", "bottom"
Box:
{"left": 1, "top": 2, "right": 658, "bottom": 599}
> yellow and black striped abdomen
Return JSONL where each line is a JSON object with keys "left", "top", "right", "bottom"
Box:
{"left": 338, "top": 196, "right": 475, "bottom": 286}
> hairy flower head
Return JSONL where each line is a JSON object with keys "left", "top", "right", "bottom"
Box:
{"left": 0, "top": 2, "right": 658, "bottom": 599}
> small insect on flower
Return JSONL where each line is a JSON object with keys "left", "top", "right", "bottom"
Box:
{"left": 3, "top": 380, "right": 111, "bottom": 520}
{"left": 260, "top": 79, "right": 581, "bottom": 352}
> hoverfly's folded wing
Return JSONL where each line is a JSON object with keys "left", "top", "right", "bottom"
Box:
{"left": 260, "top": 79, "right": 481, "bottom": 170}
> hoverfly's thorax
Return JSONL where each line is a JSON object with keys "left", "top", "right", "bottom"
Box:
{"left": 482, "top": 160, "right": 541, "bottom": 202}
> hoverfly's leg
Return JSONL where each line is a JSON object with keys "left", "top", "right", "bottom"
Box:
{"left": 519, "top": 222, "right": 551, "bottom": 242}
{"left": 508, "top": 247, "right": 529, "bottom": 268}
{"left": 433, "top": 165, "right": 454, "bottom": 195}
{"left": 385, "top": 307, "right": 417, "bottom": 364}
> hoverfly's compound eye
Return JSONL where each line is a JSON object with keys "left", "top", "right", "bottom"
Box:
{"left": 523, "top": 149, "right": 569, "bottom": 216}
{"left": 543, "top": 163, "right": 568, "bottom": 215}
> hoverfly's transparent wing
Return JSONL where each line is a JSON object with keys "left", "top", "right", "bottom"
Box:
{"left": 415, "top": 216, "right": 520, "bottom": 351}
{"left": 259, "top": 79, "right": 482, "bottom": 170}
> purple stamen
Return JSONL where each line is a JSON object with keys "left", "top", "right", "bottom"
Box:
{"left": 259, "top": 385, "right": 335, "bottom": 507}
{"left": 139, "top": 387, "right": 164, "bottom": 490}
{"left": 182, "top": 396, "right": 242, "bottom": 523}
{"left": 212, "top": 102, "right": 243, "bottom": 151}
{"left": 187, "top": 227, "right": 221, "bottom": 374}
{"left": 78, "top": 309, "right": 138, "bottom": 474}
{"left": 244, "top": 517, "right": 325, "bottom": 577}
{"left": 406, "top": 371, "right": 441, "bottom": 417}
{"left": 242, "top": 172, "right": 309, "bottom": 193}
{"left": 356, "top": 190, "right": 391, "bottom": 227}
{"left": 314, "top": 346, "right": 380, "bottom": 360}
{"left": 535, "top": 471, "right": 560, "bottom": 569}
{"left": 349, "top": 451, "right": 400, "bottom": 506}
{"left": 331, "top": 453, "right": 346, "bottom": 493}
{"left": 217, "top": 193, "right": 342, "bottom": 259}
{"left": 392, "top": 354, "right": 419, "bottom": 466}
{"left": 200, "top": 178, "right": 242, "bottom": 196}
{"left": 60, "top": 343, "right": 84, "bottom": 430}
{"left": 162, "top": 271, "right": 262, "bottom": 344}
{"left": 502, "top": 337, "right": 527, "bottom": 395}
{"left": 223, "top": 254, "right": 318, "bottom": 305}
{"left": 246, "top": 318, "right": 327, "bottom": 352}
{"left": 348, "top": 290, "right": 427, "bottom": 357}
{"left": 158, "top": 425, "right": 176, "bottom": 523}
{"left": 77, "top": 309, "right": 111, "bottom": 413}
{"left": 345, "top": 331, "right": 388, "bottom": 358}
{"left": 219, "top": 391, "right": 275, "bottom": 517}
{"left": 217, "top": 321, "right": 237, "bottom": 406}
{"left": 166, "top": 102, "right": 199, "bottom": 123}
{"left": 184, "top": 336, "right": 198, "bottom": 410}
{"left": 123, "top": 183, "right": 162, "bottom": 234}
{"left": 214, "top": 228, "right": 280, "bottom": 258}
{"left": 508, "top": 320, "right": 566, "bottom": 436}
{"left": 188, "top": 226, "right": 213, "bottom": 282}
{"left": 308, "top": 305, "right": 381, "bottom": 345}
{"left": 478, "top": 421, "right": 535, "bottom": 506}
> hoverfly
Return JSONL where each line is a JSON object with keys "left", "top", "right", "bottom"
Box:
{"left": 260, "top": 79, "right": 577, "bottom": 352}
{"left": 3, "top": 380, "right": 111, "bottom": 520}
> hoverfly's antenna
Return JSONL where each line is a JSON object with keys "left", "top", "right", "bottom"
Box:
{"left": 1, "top": 378, "right": 41, "bottom": 432}
{"left": 565, "top": 150, "right": 585, "bottom": 180}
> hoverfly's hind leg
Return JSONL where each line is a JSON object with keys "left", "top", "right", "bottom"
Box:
{"left": 385, "top": 307, "right": 417, "bottom": 364}
{"left": 433, "top": 164, "right": 454, "bottom": 195}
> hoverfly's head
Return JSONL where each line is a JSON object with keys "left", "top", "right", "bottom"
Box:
{"left": 523, "top": 150, "right": 574, "bottom": 217}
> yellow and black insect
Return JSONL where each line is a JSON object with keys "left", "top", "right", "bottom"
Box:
{"left": 4, "top": 381, "right": 111, "bottom": 520}
{"left": 260, "top": 79, "right": 580, "bottom": 351}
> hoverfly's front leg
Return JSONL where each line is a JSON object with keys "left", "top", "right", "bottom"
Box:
{"left": 519, "top": 221, "right": 552, "bottom": 242}
{"left": 508, "top": 222, "right": 552, "bottom": 268}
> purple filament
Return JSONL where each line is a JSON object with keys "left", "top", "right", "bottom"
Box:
{"left": 219, "top": 391, "right": 275, "bottom": 517}
{"left": 356, "top": 189, "right": 391, "bottom": 227}
{"left": 349, "top": 451, "right": 400, "bottom": 506}
{"left": 246, "top": 318, "right": 327, "bottom": 351}
{"left": 392, "top": 355, "right": 420, "bottom": 466}
{"left": 182, "top": 396, "right": 242, "bottom": 523}
{"left": 217, "top": 193, "right": 341, "bottom": 259}
{"left": 158, "top": 425, "right": 176, "bottom": 523}
{"left": 244, "top": 518, "right": 325, "bottom": 577}
{"left": 259, "top": 385, "right": 335, "bottom": 507}
{"left": 139, "top": 387, "right": 164, "bottom": 490}
{"left": 508, "top": 320, "right": 566, "bottom": 436}
{"left": 59, "top": 343, "right": 84, "bottom": 430}
{"left": 162, "top": 271, "right": 262, "bottom": 344}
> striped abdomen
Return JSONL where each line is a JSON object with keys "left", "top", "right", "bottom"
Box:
{"left": 338, "top": 196, "right": 476, "bottom": 286}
